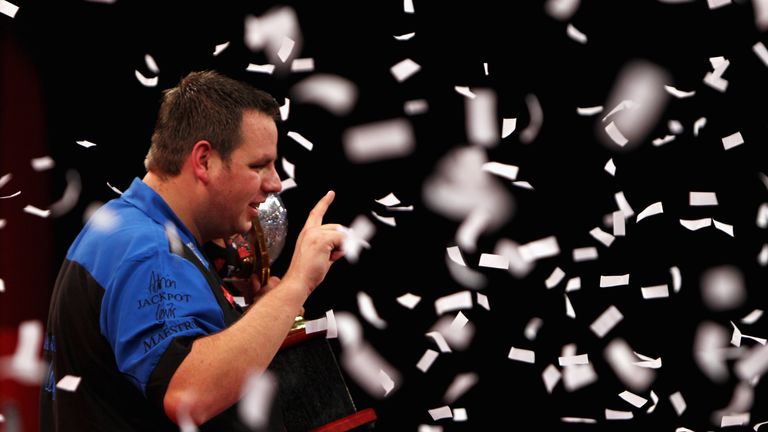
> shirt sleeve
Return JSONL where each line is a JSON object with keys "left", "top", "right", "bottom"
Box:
{"left": 100, "top": 246, "right": 227, "bottom": 400}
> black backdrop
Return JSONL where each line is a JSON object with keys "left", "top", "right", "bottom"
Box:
{"left": 2, "top": 0, "right": 768, "bottom": 430}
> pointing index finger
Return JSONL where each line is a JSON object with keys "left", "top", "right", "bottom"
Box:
{"left": 305, "top": 190, "right": 335, "bottom": 227}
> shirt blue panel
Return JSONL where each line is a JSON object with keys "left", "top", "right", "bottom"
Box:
{"left": 67, "top": 178, "right": 226, "bottom": 394}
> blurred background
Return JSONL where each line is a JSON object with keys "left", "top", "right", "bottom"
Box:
{"left": 1, "top": 0, "right": 767, "bottom": 430}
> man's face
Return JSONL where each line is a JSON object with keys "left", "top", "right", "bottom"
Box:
{"left": 207, "top": 110, "right": 281, "bottom": 238}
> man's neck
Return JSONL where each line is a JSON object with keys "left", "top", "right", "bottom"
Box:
{"left": 143, "top": 170, "right": 203, "bottom": 244}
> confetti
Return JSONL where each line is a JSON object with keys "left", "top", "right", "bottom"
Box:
{"left": 508, "top": 346, "right": 535, "bottom": 364}
{"left": 669, "top": 391, "right": 687, "bottom": 415}
{"left": 416, "top": 349, "right": 439, "bottom": 373}
{"left": 708, "top": 0, "right": 732, "bottom": 9}
{"left": 56, "top": 375, "right": 82, "bottom": 392}
{"left": 721, "top": 413, "right": 750, "bottom": 427}
{"left": 572, "top": 247, "right": 598, "bottom": 262}
{"left": 703, "top": 56, "right": 730, "bottom": 92}
{"left": 390, "top": 58, "right": 421, "bottom": 82}
{"left": 0, "top": 191, "right": 20, "bottom": 199}
{"left": 545, "top": 267, "right": 565, "bottom": 289}
{"left": 370, "top": 211, "right": 396, "bottom": 227}
{"left": 524, "top": 317, "right": 543, "bottom": 340}
{"left": 483, "top": 62, "right": 489, "bottom": 75}
{"left": 757, "top": 203, "right": 768, "bottom": 228}
{"left": 394, "top": 32, "right": 415, "bottom": 40}
{"left": 397, "top": 293, "right": 421, "bottom": 309}
{"left": 0, "top": 278, "right": 4, "bottom": 292}
{"left": 741, "top": 309, "right": 763, "bottom": 325}
{"left": 613, "top": 210, "right": 626, "bottom": 236}
{"left": 690, "top": 191, "right": 718, "bottom": 206}
{"left": 713, "top": 219, "right": 734, "bottom": 236}
{"left": 481, "top": 161, "right": 519, "bottom": 181}
{"left": 619, "top": 390, "right": 647, "bottom": 408}
{"left": 641, "top": 284, "right": 669, "bottom": 299}
{"left": 31, "top": 156, "right": 54, "bottom": 171}
{"left": 566, "top": 23, "right": 587, "bottom": 44}
{"left": 565, "top": 277, "right": 581, "bottom": 292}
{"left": 357, "top": 291, "right": 387, "bottom": 329}
{"left": 404, "top": 0, "right": 415, "bottom": 13}
{"left": 135, "top": 70, "right": 158, "bottom": 87}
{"left": 0, "top": 0, "right": 18, "bottom": 18}
{"left": 590, "top": 305, "right": 623, "bottom": 338}
{"left": 565, "top": 293, "right": 576, "bottom": 318}
{"left": 615, "top": 191, "right": 635, "bottom": 218}
{"left": 426, "top": 332, "right": 452, "bottom": 353}
{"left": 647, "top": 390, "right": 659, "bottom": 413}
{"left": 632, "top": 351, "right": 662, "bottom": 369}
{"left": 454, "top": 86, "right": 475, "bottom": 99}
{"left": 605, "top": 158, "right": 616, "bottom": 176}
{"left": 246, "top": 63, "right": 275, "bottom": 74}
{"left": 452, "top": 408, "right": 467, "bottom": 421}
{"left": 287, "top": 131, "right": 313, "bottom": 151}
{"left": 23, "top": 205, "right": 50, "bottom": 218}
{"left": 664, "top": 85, "right": 696, "bottom": 98}
{"left": 290, "top": 57, "right": 314, "bottom": 72}
{"left": 652, "top": 135, "right": 675, "bottom": 146}
{"left": 542, "top": 364, "right": 561, "bottom": 393}
{"left": 605, "top": 409, "right": 633, "bottom": 420}
{"left": 238, "top": 371, "right": 277, "bottom": 429}
{"left": 680, "top": 218, "right": 711, "bottom": 231}
{"left": 428, "top": 406, "right": 452, "bottom": 421}
{"left": 561, "top": 417, "right": 596, "bottom": 424}
{"left": 476, "top": 292, "right": 490, "bottom": 310}
{"left": 213, "top": 41, "right": 230, "bottom": 56}
{"left": 590, "top": 227, "right": 615, "bottom": 247}
{"left": 558, "top": 354, "right": 588, "bottom": 366}
{"left": 164, "top": 222, "right": 183, "bottom": 256}
{"left": 443, "top": 372, "right": 478, "bottom": 404}
{"left": 636, "top": 201, "right": 663, "bottom": 222}
{"left": 605, "top": 339, "right": 656, "bottom": 391}
{"left": 694, "top": 117, "right": 707, "bottom": 136}
{"left": 519, "top": 94, "right": 542, "bottom": 144}
{"left": 280, "top": 178, "right": 297, "bottom": 191}
{"left": 478, "top": 253, "right": 509, "bottom": 269}
{"left": 50, "top": 170, "right": 81, "bottom": 217}
{"left": 466, "top": 89, "right": 498, "bottom": 147}
{"left": 404, "top": 99, "right": 428, "bottom": 115}
{"left": 577, "top": 105, "right": 603, "bottom": 116}
{"left": 517, "top": 236, "right": 560, "bottom": 262}
{"left": 343, "top": 118, "right": 415, "bottom": 163}
{"left": 76, "top": 140, "right": 97, "bottom": 148}
{"left": 107, "top": 182, "right": 123, "bottom": 195}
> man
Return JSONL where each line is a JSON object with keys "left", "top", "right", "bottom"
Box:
{"left": 40, "top": 70, "right": 346, "bottom": 430}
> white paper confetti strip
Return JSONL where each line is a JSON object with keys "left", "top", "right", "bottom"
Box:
{"left": 647, "top": 390, "right": 659, "bottom": 413}
{"left": 754, "top": 420, "right": 768, "bottom": 431}
{"left": 542, "top": 364, "right": 561, "bottom": 394}
{"left": 664, "top": 85, "right": 696, "bottom": 98}
{"left": 476, "top": 292, "right": 489, "bottom": 310}
{"left": 370, "top": 211, "right": 396, "bottom": 227}
{"left": 0, "top": 0, "right": 20, "bottom": 18}
{"left": 734, "top": 343, "right": 768, "bottom": 381}
{"left": 0, "top": 278, "right": 5, "bottom": 293}
{"left": 713, "top": 219, "right": 734, "bottom": 236}
{"left": 694, "top": 117, "right": 707, "bottom": 136}
{"left": 246, "top": 63, "right": 275, "bottom": 74}
{"left": 703, "top": 56, "right": 730, "bottom": 92}
{"left": 481, "top": 161, "right": 519, "bottom": 181}
{"left": 501, "top": 118, "right": 517, "bottom": 138}
{"left": 565, "top": 277, "right": 581, "bottom": 292}
{"left": 164, "top": 222, "right": 183, "bottom": 256}
{"left": 443, "top": 372, "right": 478, "bottom": 404}
{"left": 357, "top": 291, "right": 387, "bottom": 329}
{"left": 577, "top": 105, "right": 603, "bottom": 116}
{"left": 619, "top": 390, "right": 647, "bottom": 408}
{"left": 636, "top": 201, "right": 663, "bottom": 222}
{"left": 279, "top": 98, "right": 290, "bottom": 121}
{"left": 613, "top": 210, "right": 626, "bottom": 236}
{"left": 601, "top": 274, "right": 629, "bottom": 287}
{"left": 759, "top": 244, "right": 768, "bottom": 266}
{"left": 0, "top": 190, "right": 20, "bottom": 199}
{"left": 343, "top": 118, "right": 415, "bottom": 163}
{"left": 605, "top": 409, "right": 633, "bottom": 420}
{"left": 524, "top": 317, "right": 543, "bottom": 340}
{"left": 680, "top": 218, "right": 711, "bottom": 231}
{"left": 561, "top": 417, "right": 596, "bottom": 424}
{"left": 545, "top": 267, "right": 565, "bottom": 289}
{"left": 652, "top": 135, "right": 675, "bottom": 146}
{"left": 708, "top": 0, "right": 732, "bottom": 9}
{"left": 376, "top": 193, "right": 401, "bottom": 207}
{"left": 416, "top": 349, "right": 439, "bottom": 372}
{"left": 632, "top": 351, "right": 662, "bottom": 369}
{"left": 0, "top": 219, "right": 5, "bottom": 229}
{"left": 276, "top": 36, "right": 295, "bottom": 63}
{"left": 428, "top": 406, "right": 452, "bottom": 421}
{"left": 0, "top": 172, "right": 10, "bottom": 190}
{"left": 573, "top": 247, "right": 597, "bottom": 262}
{"left": 135, "top": 70, "right": 158, "bottom": 87}
{"left": 238, "top": 370, "right": 277, "bottom": 429}
{"left": 76, "top": 140, "right": 97, "bottom": 148}
{"left": 31, "top": 156, "right": 54, "bottom": 171}
{"left": 426, "top": 331, "right": 452, "bottom": 353}
{"left": 213, "top": 41, "right": 230, "bottom": 56}
{"left": 304, "top": 317, "right": 328, "bottom": 334}
{"left": 512, "top": 180, "right": 534, "bottom": 190}
{"left": 23, "top": 205, "right": 50, "bottom": 218}
{"left": 417, "top": 426, "right": 442, "bottom": 432}
{"left": 449, "top": 312, "right": 469, "bottom": 332}
{"left": 390, "top": 58, "right": 421, "bottom": 82}
{"left": 731, "top": 321, "right": 743, "bottom": 346}
{"left": 454, "top": 86, "right": 475, "bottom": 99}
{"left": 280, "top": 178, "right": 297, "bottom": 192}
{"left": 690, "top": 191, "right": 718, "bottom": 206}
{"left": 107, "top": 182, "right": 123, "bottom": 195}
{"left": 605, "top": 121, "right": 629, "bottom": 146}
{"left": 394, "top": 32, "right": 415, "bottom": 40}
{"left": 478, "top": 253, "right": 509, "bottom": 269}
{"left": 379, "top": 369, "right": 396, "bottom": 396}
{"left": 605, "top": 158, "right": 616, "bottom": 176}
{"left": 722, "top": 131, "right": 744, "bottom": 150}
{"left": 721, "top": 413, "right": 750, "bottom": 427}
{"left": 605, "top": 339, "right": 656, "bottom": 391}
{"left": 397, "top": 293, "right": 421, "bottom": 309}
{"left": 565, "top": 293, "right": 576, "bottom": 318}
{"left": 56, "top": 375, "right": 82, "bottom": 392}
{"left": 558, "top": 354, "right": 589, "bottom": 366}
{"left": 287, "top": 131, "right": 313, "bottom": 151}
{"left": 39, "top": 175, "right": 81, "bottom": 215}
{"left": 508, "top": 346, "right": 535, "bottom": 364}
{"left": 641, "top": 284, "right": 669, "bottom": 299}
{"left": 741, "top": 309, "right": 763, "bottom": 324}
{"left": 517, "top": 236, "right": 560, "bottom": 262}
{"left": 452, "top": 408, "right": 467, "bottom": 422}
{"left": 446, "top": 246, "right": 466, "bottom": 266}
{"left": 324, "top": 310, "right": 337, "bottom": 339}
{"left": 590, "top": 227, "right": 615, "bottom": 247}
{"left": 615, "top": 191, "right": 635, "bottom": 218}
{"left": 668, "top": 391, "right": 687, "bottom": 415}
{"left": 566, "top": 23, "right": 587, "bottom": 44}
{"left": 404, "top": 99, "right": 428, "bottom": 115}
{"left": 519, "top": 94, "right": 543, "bottom": 144}
{"left": 590, "top": 305, "right": 623, "bottom": 338}
{"left": 291, "top": 58, "right": 314, "bottom": 72}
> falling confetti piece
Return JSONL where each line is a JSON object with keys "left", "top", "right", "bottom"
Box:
{"left": 605, "top": 409, "right": 633, "bottom": 420}
{"left": 390, "top": 58, "right": 421, "bottom": 82}
{"left": 641, "top": 284, "right": 669, "bottom": 299}
{"left": 454, "top": 86, "right": 475, "bottom": 99}
{"left": 664, "top": 85, "right": 696, "bottom": 98}
{"left": 213, "top": 41, "right": 230, "bottom": 56}
{"left": 690, "top": 191, "right": 718, "bottom": 206}
{"left": 636, "top": 201, "right": 663, "bottom": 222}
{"left": 246, "top": 63, "right": 275, "bottom": 74}
{"left": 566, "top": 23, "right": 587, "bottom": 43}
{"left": 619, "top": 390, "right": 647, "bottom": 408}
{"left": 31, "top": 156, "right": 54, "bottom": 171}
{"left": 477, "top": 253, "right": 509, "bottom": 269}
{"left": 287, "top": 131, "right": 314, "bottom": 151}
{"left": 135, "top": 70, "right": 158, "bottom": 87}
{"left": 404, "top": 99, "right": 428, "bottom": 115}
{"left": 443, "top": 372, "right": 478, "bottom": 404}
{"left": 290, "top": 57, "right": 314, "bottom": 72}
{"left": 428, "top": 406, "right": 452, "bottom": 421}
{"left": 343, "top": 118, "right": 415, "bottom": 163}
{"left": 76, "top": 140, "right": 97, "bottom": 148}
{"left": 508, "top": 346, "right": 535, "bottom": 364}
{"left": 545, "top": 267, "right": 565, "bottom": 289}
{"left": 0, "top": 0, "right": 19, "bottom": 18}
{"left": 417, "top": 349, "right": 439, "bottom": 372}
{"left": 590, "top": 305, "right": 623, "bottom": 338}
{"left": 476, "top": 292, "right": 489, "bottom": 310}
{"left": 23, "top": 205, "right": 50, "bottom": 218}
{"left": 605, "top": 158, "right": 616, "bottom": 176}
{"left": 394, "top": 32, "right": 415, "bottom": 40}
{"left": 577, "top": 105, "right": 603, "bottom": 116}
{"left": 56, "top": 375, "right": 82, "bottom": 392}
{"left": 519, "top": 94, "right": 542, "bottom": 144}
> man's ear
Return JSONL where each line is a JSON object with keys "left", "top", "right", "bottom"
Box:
{"left": 190, "top": 140, "right": 214, "bottom": 183}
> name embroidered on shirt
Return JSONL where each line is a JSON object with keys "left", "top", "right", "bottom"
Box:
{"left": 142, "top": 320, "right": 197, "bottom": 353}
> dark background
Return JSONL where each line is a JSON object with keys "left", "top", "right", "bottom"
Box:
{"left": 2, "top": 0, "right": 767, "bottom": 430}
